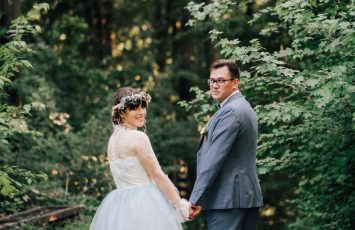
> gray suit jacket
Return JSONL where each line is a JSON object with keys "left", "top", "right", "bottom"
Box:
{"left": 189, "top": 92, "right": 263, "bottom": 210}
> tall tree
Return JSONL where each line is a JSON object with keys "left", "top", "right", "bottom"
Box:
{"left": 184, "top": 0, "right": 354, "bottom": 229}
{"left": 0, "top": 3, "right": 48, "bottom": 201}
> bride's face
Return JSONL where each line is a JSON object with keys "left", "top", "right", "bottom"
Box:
{"left": 121, "top": 104, "right": 147, "bottom": 128}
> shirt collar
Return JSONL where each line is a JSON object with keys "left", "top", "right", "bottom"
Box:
{"left": 220, "top": 90, "right": 240, "bottom": 107}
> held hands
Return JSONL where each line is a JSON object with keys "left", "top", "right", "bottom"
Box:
{"left": 188, "top": 203, "right": 202, "bottom": 220}
{"left": 176, "top": 199, "right": 201, "bottom": 222}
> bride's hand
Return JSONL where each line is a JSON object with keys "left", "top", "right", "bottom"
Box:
{"left": 175, "top": 199, "right": 190, "bottom": 223}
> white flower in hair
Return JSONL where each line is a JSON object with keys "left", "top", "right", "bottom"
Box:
{"left": 112, "top": 91, "right": 151, "bottom": 114}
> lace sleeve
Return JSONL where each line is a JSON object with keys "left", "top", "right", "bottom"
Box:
{"left": 133, "top": 131, "right": 189, "bottom": 222}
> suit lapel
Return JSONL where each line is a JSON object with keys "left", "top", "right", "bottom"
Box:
{"left": 197, "top": 109, "right": 219, "bottom": 149}
{"left": 197, "top": 92, "right": 243, "bottom": 150}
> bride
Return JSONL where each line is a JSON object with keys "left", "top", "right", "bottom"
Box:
{"left": 90, "top": 87, "right": 191, "bottom": 230}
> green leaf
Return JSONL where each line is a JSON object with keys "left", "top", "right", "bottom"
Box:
{"left": 23, "top": 104, "right": 31, "bottom": 113}
{"left": 20, "top": 60, "right": 33, "bottom": 68}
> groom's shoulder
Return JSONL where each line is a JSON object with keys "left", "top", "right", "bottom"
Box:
{"left": 225, "top": 96, "right": 255, "bottom": 116}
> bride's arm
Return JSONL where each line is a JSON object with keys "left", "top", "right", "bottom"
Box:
{"left": 133, "top": 131, "right": 189, "bottom": 222}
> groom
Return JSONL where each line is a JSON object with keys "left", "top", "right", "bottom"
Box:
{"left": 189, "top": 59, "right": 263, "bottom": 230}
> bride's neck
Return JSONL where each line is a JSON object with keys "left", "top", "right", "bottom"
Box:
{"left": 119, "top": 123, "right": 137, "bottom": 130}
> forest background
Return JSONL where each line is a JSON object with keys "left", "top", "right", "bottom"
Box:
{"left": 0, "top": 0, "right": 354, "bottom": 229}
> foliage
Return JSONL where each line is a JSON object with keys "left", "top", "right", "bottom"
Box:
{"left": 178, "top": 87, "right": 218, "bottom": 123}
{"left": 0, "top": 4, "right": 49, "bottom": 199}
{"left": 185, "top": 0, "right": 354, "bottom": 229}
{"left": 2, "top": 1, "right": 204, "bottom": 229}
{"left": 0, "top": 1, "right": 116, "bottom": 212}
{"left": 5, "top": 0, "right": 353, "bottom": 229}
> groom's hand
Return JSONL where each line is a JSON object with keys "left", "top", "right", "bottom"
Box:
{"left": 188, "top": 203, "right": 202, "bottom": 220}
{"left": 191, "top": 205, "right": 202, "bottom": 218}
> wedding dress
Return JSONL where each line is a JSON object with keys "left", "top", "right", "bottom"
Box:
{"left": 89, "top": 125, "right": 189, "bottom": 230}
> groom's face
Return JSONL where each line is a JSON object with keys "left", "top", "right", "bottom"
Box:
{"left": 209, "top": 66, "right": 239, "bottom": 102}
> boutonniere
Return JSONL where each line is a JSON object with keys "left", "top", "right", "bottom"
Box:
{"left": 199, "top": 124, "right": 208, "bottom": 137}
{"left": 199, "top": 115, "right": 212, "bottom": 139}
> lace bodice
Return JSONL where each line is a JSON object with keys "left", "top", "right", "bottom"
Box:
{"left": 108, "top": 126, "right": 137, "bottom": 160}
{"left": 108, "top": 126, "right": 150, "bottom": 187}
{"left": 109, "top": 157, "right": 151, "bottom": 188}
{"left": 107, "top": 125, "right": 189, "bottom": 222}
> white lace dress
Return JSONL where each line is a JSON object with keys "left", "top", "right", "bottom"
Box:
{"left": 89, "top": 125, "right": 188, "bottom": 230}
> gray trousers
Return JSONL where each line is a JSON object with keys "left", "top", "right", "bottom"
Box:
{"left": 207, "top": 208, "right": 259, "bottom": 230}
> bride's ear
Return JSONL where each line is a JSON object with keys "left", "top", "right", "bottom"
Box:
{"left": 120, "top": 112, "right": 126, "bottom": 121}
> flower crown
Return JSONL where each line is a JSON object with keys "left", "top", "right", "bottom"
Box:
{"left": 112, "top": 91, "right": 151, "bottom": 114}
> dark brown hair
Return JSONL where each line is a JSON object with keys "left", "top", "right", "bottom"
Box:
{"left": 210, "top": 59, "right": 240, "bottom": 79}
{"left": 111, "top": 87, "right": 140, "bottom": 125}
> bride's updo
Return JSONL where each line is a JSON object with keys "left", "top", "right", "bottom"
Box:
{"left": 111, "top": 87, "right": 151, "bottom": 125}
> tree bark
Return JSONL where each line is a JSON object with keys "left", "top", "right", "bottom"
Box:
{"left": 1, "top": 0, "right": 22, "bottom": 26}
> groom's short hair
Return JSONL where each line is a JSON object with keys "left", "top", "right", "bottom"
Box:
{"left": 210, "top": 59, "right": 240, "bottom": 80}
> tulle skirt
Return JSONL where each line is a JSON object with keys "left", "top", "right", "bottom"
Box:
{"left": 89, "top": 183, "right": 183, "bottom": 230}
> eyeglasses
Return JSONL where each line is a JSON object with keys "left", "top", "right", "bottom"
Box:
{"left": 207, "top": 78, "right": 235, "bottom": 86}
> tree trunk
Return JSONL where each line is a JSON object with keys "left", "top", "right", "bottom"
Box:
{"left": 1, "top": 0, "right": 22, "bottom": 26}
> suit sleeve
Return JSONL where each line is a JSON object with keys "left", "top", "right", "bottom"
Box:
{"left": 189, "top": 107, "right": 240, "bottom": 205}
